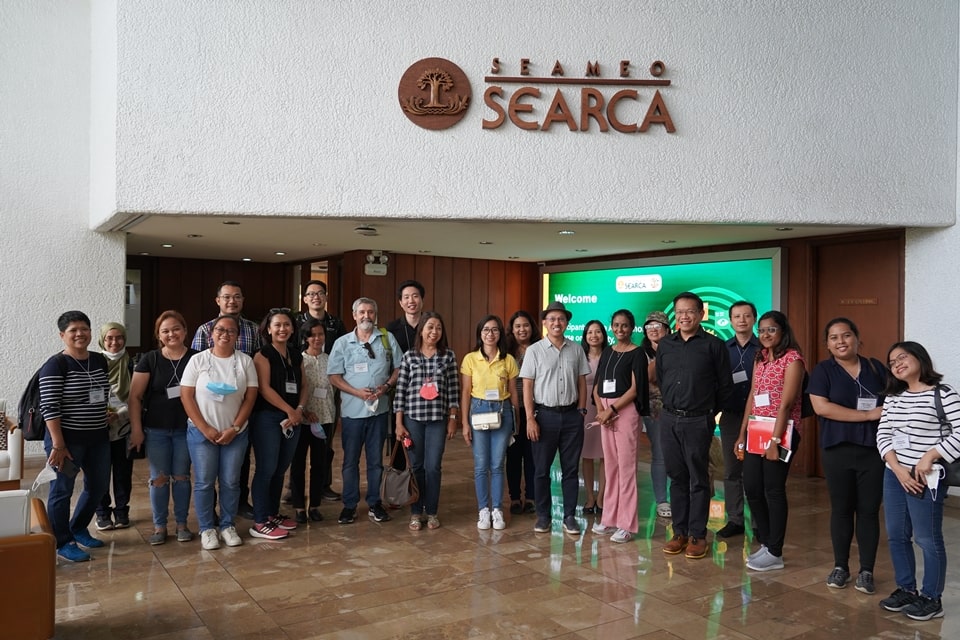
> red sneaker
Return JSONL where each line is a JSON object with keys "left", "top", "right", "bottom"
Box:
{"left": 271, "top": 514, "right": 298, "bottom": 530}
{"left": 249, "top": 521, "right": 288, "bottom": 540}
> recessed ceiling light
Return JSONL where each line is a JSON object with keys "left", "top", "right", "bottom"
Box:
{"left": 558, "top": 230, "right": 575, "bottom": 236}
{"left": 575, "top": 249, "right": 588, "bottom": 252}
{"left": 241, "top": 257, "right": 252, "bottom": 262}
{"left": 186, "top": 234, "right": 202, "bottom": 238}
{"left": 139, "top": 252, "right": 150, "bottom": 256}
{"left": 354, "top": 225, "right": 378, "bottom": 236}
{"left": 479, "top": 241, "right": 493, "bottom": 245}
{"left": 161, "top": 243, "right": 174, "bottom": 248}
{"left": 223, "top": 221, "right": 240, "bottom": 225}
{"left": 775, "top": 227, "right": 794, "bottom": 231}
{"left": 274, "top": 251, "right": 286, "bottom": 256}
{"left": 418, "top": 250, "right": 431, "bottom": 254}
{"left": 312, "top": 242, "right": 325, "bottom": 247}
{"left": 660, "top": 239, "right": 676, "bottom": 244}
{"left": 508, "top": 256, "right": 519, "bottom": 259}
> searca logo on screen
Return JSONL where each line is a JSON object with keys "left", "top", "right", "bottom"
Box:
{"left": 615, "top": 275, "right": 663, "bottom": 292}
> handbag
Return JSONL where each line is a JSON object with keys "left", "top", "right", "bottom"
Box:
{"left": 932, "top": 384, "right": 960, "bottom": 486}
{"left": 470, "top": 411, "right": 502, "bottom": 430}
{"left": 380, "top": 442, "right": 419, "bottom": 507}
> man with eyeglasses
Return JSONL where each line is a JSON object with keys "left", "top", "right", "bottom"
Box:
{"left": 520, "top": 301, "right": 591, "bottom": 536}
{"left": 716, "top": 300, "right": 760, "bottom": 540}
{"left": 191, "top": 280, "right": 262, "bottom": 519}
{"left": 656, "top": 292, "right": 733, "bottom": 560}
{"left": 327, "top": 297, "right": 403, "bottom": 524}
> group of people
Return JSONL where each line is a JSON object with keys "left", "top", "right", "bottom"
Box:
{"left": 34, "top": 281, "right": 959, "bottom": 621}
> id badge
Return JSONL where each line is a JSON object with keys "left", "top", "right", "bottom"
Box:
{"left": 732, "top": 370, "right": 749, "bottom": 384}
{"left": 857, "top": 397, "right": 877, "bottom": 411}
{"left": 754, "top": 393, "right": 771, "bottom": 407}
{"left": 313, "top": 387, "right": 328, "bottom": 399}
{"left": 892, "top": 432, "right": 910, "bottom": 449}
{"left": 89, "top": 388, "right": 105, "bottom": 403}
{"left": 484, "top": 388, "right": 499, "bottom": 401}
{"left": 603, "top": 379, "right": 616, "bottom": 394}
{"left": 166, "top": 385, "right": 181, "bottom": 399}
{"left": 211, "top": 393, "right": 225, "bottom": 403}
{"left": 354, "top": 362, "right": 369, "bottom": 374}
{"left": 285, "top": 381, "right": 298, "bottom": 394}
{"left": 420, "top": 381, "right": 439, "bottom": 400}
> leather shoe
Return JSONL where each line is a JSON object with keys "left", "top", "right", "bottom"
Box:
{"left": 663, "top": 534, "right": 688, "bottom": 555}
{"left": 308, "top": 508, "right": 324, "bottom": 522}
{"left": 295, "top": 510, "right": 308, "bottom": 524}
{"left": 322, "top": 489, "right": 342, "bottom": 501}
{"left": 716, "top": 522, "right": 745, "bottom": 538}
{"left": 685, "top": 536, "right": 708, "bottom": 559}
{"left": 510, "top": 501, "right": 522, "bottom": 515}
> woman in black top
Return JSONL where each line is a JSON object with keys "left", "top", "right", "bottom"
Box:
{"left": 129, "top": 310, "right": 198, "bottom": 545}
{"left": 249, "top": 309, "right": 311, "bottom": 540}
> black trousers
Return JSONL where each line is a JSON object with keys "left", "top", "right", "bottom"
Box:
{"left": 97, "top": 438, "right": 133, "bottom": 518}
{"left": 507, "top": 410, "right": 535, "bottom": 502}
{"left": 660, "top": 411, "right": 714, "bottom": 539}
{"left": 821, "top": 441, "right": 885, "bottom": 572}
{"left": 290, "top": 425, "right": 331, "bottom": 509}
{"left": 531, "top": 408, "right": 584, "bottom": 519}
{"left": 742, "top": 430, "right": 800, "bottom": 557}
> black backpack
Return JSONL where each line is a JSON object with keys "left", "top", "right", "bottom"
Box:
{"left": 18, "top": 354, "right": 67, "bottom": 441}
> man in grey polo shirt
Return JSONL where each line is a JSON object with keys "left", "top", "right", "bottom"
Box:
{"left": 520, "top": 301, "right": 591, "bottom": 535}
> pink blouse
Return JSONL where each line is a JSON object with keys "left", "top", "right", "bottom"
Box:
{"left": 752, "top": 348, "right": 804, "bottom": 429}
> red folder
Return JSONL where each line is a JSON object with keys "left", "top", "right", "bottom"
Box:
{"left": 746, "top": 416, "right": 794, "bottom": 455}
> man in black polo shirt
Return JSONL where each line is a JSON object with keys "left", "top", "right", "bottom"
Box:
{"left": 656, "top": 292, "right": 733, "bottom": 559}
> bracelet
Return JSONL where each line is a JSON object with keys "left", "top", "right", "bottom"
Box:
{"left": 610, "top": 404, "right": 619, "bottom": 415}
{"left": 296, "top": 405, "right": 304, "bottom": 411}
{"left": 448, "top": 415, "right": 457, "bottom": 421}
{"left": 52, "top": 446, "right": 66, "bottom": 452}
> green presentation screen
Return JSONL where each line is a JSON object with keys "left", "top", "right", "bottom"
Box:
{"left": 542, "top": 249, "right": 780, "bottom": 342}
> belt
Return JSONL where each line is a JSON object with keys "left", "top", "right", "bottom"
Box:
{"left": 664, "top": 407, "right": 713, "bottom": 418}
{"left": 535, "top": 403, "right": 578, "bottom": 413}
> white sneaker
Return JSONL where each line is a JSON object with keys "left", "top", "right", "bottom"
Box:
{"left": 221, "top": 526, "right": 242, "bottom": 547}
{"left": 491, "top": 508, "right": 506, "bottom": 530}
{"left": 477, "top": 507, "right": 492, "bottom": 530}
{"left": 200, "top": 529, "right": 220, "bottom": 550}
{"left": 746, "top": 548, "right": 784, "bottom": 572}
{"left": 592, "top": 522, "right": 616, "bottom": 535}
{"left": 747, "top": 544, "right": 768, "bottom": 562}
{"left": 610, "top": 528, "right": 633, "bottom": 543}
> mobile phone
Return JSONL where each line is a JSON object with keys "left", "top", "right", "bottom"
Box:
{"left": 777, "top": 445, "right": 793, "bottom": 463}
{"left": 57, "top": 457, "right": 80, "bottom": 479}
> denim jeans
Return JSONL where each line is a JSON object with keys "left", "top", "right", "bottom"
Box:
{"left": 145, "top": 427, "right": 192, "bottom": 528}
{"left": 249, "top": 409, "right": 301, "bottom": 523}
{"left": 469, "top": 399, "right": 514, "bottom": 511}
{"left": 642, "top": 416, "right": 668, "bottom": 505}
{"left": 883, "top": 467, "right": 947, "bottom": 599}
{"left": 186, "top": 422, "right": 248, "bottom": 532}
{"left": 44, "top": 431, "right": 111, "bottom": 549}
{"left": 341, "top": 413, "right": 388, "bottom": 510}
{"left": 96, "top": 438, "right": 134, "bottom": 519}
{"left": 403, "top": 417, "right": 448, "bottom": 515}
{"left": 530, "top": 405, "right": 583, "bottom": 519}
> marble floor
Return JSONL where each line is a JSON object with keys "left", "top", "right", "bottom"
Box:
{"left": 30, "top": 436, "right": 960, "bottom": 640}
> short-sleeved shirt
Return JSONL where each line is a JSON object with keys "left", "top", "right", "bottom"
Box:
{"left": 302, "top": 351, "right": 336, "bottom": 424}
{"left": 751, "top": 348, "right": 804, "bottom": 428}
{"left": 461, "top": 351, "right": 519, "bottom": 401}
{"left": 327, "top": 329, "right": 403, "bottom": 419}
{"left": 134, "top": 348, "right": 198, "bottom": 430}
{"left": 395, "top": 349, "right": 460, "bottom": 421}
{"left": 594, "top": 346, "right": 650, "bottom": 415}
{"left": 191, "top": 316, "right": 261, "bottom": 355}
{"left": 519, "top": 338, "right": 591, "bottom": 407}
{"left": 181, "top": 350, "right": 258, "bottom": 432}
{"left": 39, "top": 352, "right": 110, "bottom": 442}
{"left": 808, "top": 355, "right": 886, "bottom": 449}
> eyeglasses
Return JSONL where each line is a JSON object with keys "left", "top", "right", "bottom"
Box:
{"left": 674, "top": 309, "right": 700, "bottom": 317}
{"left": 481, "top": 328, "right": 500, "bottom": 334}
{"left": 304, "top": 291, "right": 326, "bottom": 298}
{"left": 269, "top": 307, "right": 292, "bottom": 314}
{"left": 213, "top": 327, "right": 238, "bottom": 336}
{"left": 757, "top": 327, "right": 780, "bottom": 335}
{"left": 888, "top": 353, "right": 911, "bottom": 368}
{"left": 644, "top": 322, "right": 665, "bottom": 331}
{"left": 218, "top": 294, "right": 243, "bottom": 301}
{"left": 362, "top": 342, "right": 376, "bottom": 359}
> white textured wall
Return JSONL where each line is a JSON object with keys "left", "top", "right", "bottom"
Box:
{"left": 97, "top": 0, "right": 957, "bottom": 229}
{"left": 1, "top": 1, "right": 126, "bottom": 456}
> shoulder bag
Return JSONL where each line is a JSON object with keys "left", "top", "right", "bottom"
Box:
{"left": 381, "top": 442, "right": 419, "bottom": 507}
{"left": 933, "top": 384, "right": 960, "bottom": 486}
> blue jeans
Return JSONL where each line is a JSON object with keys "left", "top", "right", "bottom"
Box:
{"left": 341, "top": 413, "right": 388, "bottom": 510}
{"left": 530, "top": 405, "right": 583, "bottom": 519}
{"left": 44, "top": 432, "right": 111, "bottom": 549}
{"left": 404, "top": 417, "right": 448, "bottom": 515}
{"left": 469, "top": 399, "right": 514, "bottom": 511}
{"left": 643, "top": 416, "right": 668, "bottom": 505}
{"left": 883, "top": 467, "right": 947, "bottom": 599}
{"left": 186, "top": 422, "right": 248, "bottom": 532}
{"left": 145, "top": 427, "right": 192, "bottom": 528}
{"left": 249, "top": 409, "right": 301, "bottom": 523}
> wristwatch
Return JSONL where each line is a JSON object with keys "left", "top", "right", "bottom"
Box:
{"left": 769, "top": 436, "right": 782, "bottom": 444}
{"left": 578, "top": 408, "right": 588, "bottom": 416}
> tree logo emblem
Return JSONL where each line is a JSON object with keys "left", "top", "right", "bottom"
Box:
{"left": 398, "top": 58, "right": 471, "bottom": 130}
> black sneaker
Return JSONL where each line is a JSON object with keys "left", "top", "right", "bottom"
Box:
{"left": 533, "top": 517, "right": 551, "bottom": 533}
{"left": 855, "top": 570, "right": 875, "bottom": 595}
{"left": 368, "top": 502, "right": 391, "bottom": 523}
{"left": 562, "top": 516, "right": 581, "bottom": 535}
{"left": 879, "top": 587, "right": 919, "bottom": 612}
{"left": 716, "top": 521, "right": 745, "bottom": 538}
{"left": 338, "top": 507, "right": 357, "bottom": 525}
{"left": 113, "top": 513, "right": 130, "bottom": 529}
{"left": 826, "top": 567, "right": 850, "bottom": 589}
{"left": 95, "top": 515, "right": 114, "bottom": 531}
{"left": 903, "top": 595, "right": 943, "bottom": 621}
{"left": 322, "top": 489, "right": 342, "bottom": 501}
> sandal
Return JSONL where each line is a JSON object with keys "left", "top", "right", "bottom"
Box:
{"left": 409, "top": 516, "right": 423, "bottom": 531}
{"left": 427, "top": 515, "right": 441, "bottom": 529}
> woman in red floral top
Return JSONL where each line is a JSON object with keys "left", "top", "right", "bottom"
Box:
{"left": 735, "top": 310, "right": 805, "bottom": 572}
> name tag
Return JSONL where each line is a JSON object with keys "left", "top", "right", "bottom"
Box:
{"left": 754, "top": 393, "right": 771, "bottom": 407}
{"left": 166, "top": 385, "right": 181, "bottom": 399}
{"left": 732, "top": 370, "right": 749, "bottom": 384}
{"left": 89, "top": 388, "right": 105, "bottom": 403}
{"left": 313, "top": 387, "right": 328, "bottom": 399}
{"left": 354, "top": 362, "right": 369, "bottom": 374}
{"left": 603, "top": 379, "right": 616, "bottom": 394}
{"left": 857, "top": 397, "right": 877, "bottom": 411}
{"left": 484, "top": 388, "right": 499, "bottom": 401}
{"left": 892, "top": 432, "right": 910, "bottom": 449}
{"left": 211, "top": 393, "right": 225, "bottom": 403}
{"left": 285, "top": 381, "right": 298, "bottom": 394}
